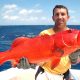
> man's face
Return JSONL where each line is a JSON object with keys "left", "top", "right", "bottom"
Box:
{"left": 52, "top": 8, "right": 70, "bottom": 27}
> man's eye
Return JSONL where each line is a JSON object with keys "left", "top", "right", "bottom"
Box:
{"left": 55, "top": 13, "right": 65, "bottom": 16}
{"left": 55, "top": 13, "right": 59, "bottom": 16}
{"left": 61, "top": 13, "right": 65, "bottom": 16}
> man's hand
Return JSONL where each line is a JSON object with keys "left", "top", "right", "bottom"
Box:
{"left": 16, "top": 57, "right": 36, "bottom": 69}
{"left": 17, "top": 57, "right": 31, "bottom": 69}
{"left": 69, "top": 49, "right": 80, "bottom": 64}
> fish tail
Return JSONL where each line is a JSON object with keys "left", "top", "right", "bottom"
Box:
{"left": 0, "top": 51, "right": 7, "bottom": 65}
{"left": 0, "top": 51, "right": 19, "bottom": 66}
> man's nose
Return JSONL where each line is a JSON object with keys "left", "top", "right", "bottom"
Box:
{"left": 58, "top": 14, "right": 62, "bottom": 19}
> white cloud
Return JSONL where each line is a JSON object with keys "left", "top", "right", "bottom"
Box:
{"left": 27, "top": 9, "right": 43, "bottom": 14}
{"left": 69, "top": 9, "right": 76, "bottom": 14}
{"left": 28, "top": 16, "right": 38, "bottom": 21}
{"left": 41, "top": 17, "right": 47, "bottom": 20}
{"left": 2, "top": 4, "right": 19, "bottom": 21}
{"left": 70, "top": 16, "right": 76, "bottom": 20}
{"left": 3, "top": 4, "right": 17, "bottom": 10}
{"left": 68, "top": 15, "right": 80, "bottom": 25}
{"left": 19, "top": 9, "right": 28, "bottom": 15}
{"left": 1, "top": 4, "right": 50, "bottom": 25}
{"left": 3, "top": 15, "right": 19, "bottom": 20}
{"left": 28, "top": 9, "right": 34, "bottom": 14}
{"left": 1, "top": 5, "right": 17, "bottom": 16}
{"left": 35, "top": 9, "right": 42, "bottom": 13}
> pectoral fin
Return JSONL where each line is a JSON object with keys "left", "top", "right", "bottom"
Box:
{"left": 51, "top": 57, "right": 60, "bottom": 69}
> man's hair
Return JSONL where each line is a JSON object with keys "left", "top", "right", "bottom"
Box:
{"left": 53, "top": 5, "right": 69, "bottom": 16}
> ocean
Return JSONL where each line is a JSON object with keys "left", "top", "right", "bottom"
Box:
{"left": 0, "top": 25, "right": 80, "bottom": 71}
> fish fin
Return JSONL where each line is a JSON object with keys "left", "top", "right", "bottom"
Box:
{"left": 11, "top": 59, "right": 19, "bottom": 67}
{"left": 51, "top": 57, "right": 61, "bottom": 69}
{"left": 0, "top": 52, "right": 7, "bottom": 65}
{"left": 11, "top": 37, "right": 29, "bottom": 48}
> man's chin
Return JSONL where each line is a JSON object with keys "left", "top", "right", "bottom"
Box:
{"left": 57, "top": 23, "right": 65, "bottom": 27}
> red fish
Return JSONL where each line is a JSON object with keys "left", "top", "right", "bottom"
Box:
{"left": 0, "top": 29, "right": 80, "bottom": 68}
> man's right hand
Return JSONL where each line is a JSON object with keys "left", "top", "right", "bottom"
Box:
{"left": 17, "top": 57, "right": 31, "bottom": 69}
{"left": 16, "top": 57, "right": 36, "bottom": 69}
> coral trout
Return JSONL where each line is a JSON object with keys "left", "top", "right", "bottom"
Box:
{"left": 0, "top": 29, "right": 80, "bottom": 68}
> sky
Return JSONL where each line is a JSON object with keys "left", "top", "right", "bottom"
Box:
{"left": 0, "top": 0, "right": 80, "bottom": 25}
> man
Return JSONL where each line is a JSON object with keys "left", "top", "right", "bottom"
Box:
{"left": 7, "top": 4, "right": 80, "bottom": 80}
{"left": 35, "top": 5, "right": 73, "bottom": 80}
{"left": 14, "top": 5, "right": 79, "bottom": 80}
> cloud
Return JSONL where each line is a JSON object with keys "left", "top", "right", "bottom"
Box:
{"left": 69, "top": 9, "right": 76, "bottom": 14}
{"left": 1, "top": 4, "right": 51, "bottom": 25}
{"left": 41, "top": 17, "right": 47, "bottom": 20}
{"left": 19, "top": 9, "right": 42, "bottom": 15}
{"left": 68, "top": 9, "right": 80, "bottom": 25}
{"left": 19, "top": 9, "right": 28, "bottom": 15}
{"left": 68, "top": 15, "right": 80, "bottom": 25}
{"left": 27, "top": 16, "right": 38, "bottom": 21}
{"left": 35, "top": 9, "right": 42, "bottom": 13}
{"left": 3, "top": 4, "right": 17, "bottom": 10}
{"left": 3, "top": 15, "right": 19, "bottom": 20}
